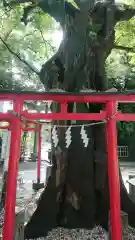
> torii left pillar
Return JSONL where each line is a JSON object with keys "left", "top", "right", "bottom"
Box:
{"left": 3, "top": 99, "right": 22, "bottom": 240}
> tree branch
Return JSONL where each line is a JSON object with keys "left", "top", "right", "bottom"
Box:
{"left": 114, "top": 45, "right": 135, "bottom": 53}
{"left": 3, "top": 0, "right": 80, "bottom": 28}
{"left": 0, "top": 36, "right": 40, "bottom": 75}
{"left": 38, "top": 28, "right": 56, "bottom": 53}
{"left": 4, "top": 0, "right": 66, "bottom": 26}
{"left": 115, "top": 5, "right": 135, "bottom": 22}
{"left": 3, "top": 0, "right": 31, "bottom": 7}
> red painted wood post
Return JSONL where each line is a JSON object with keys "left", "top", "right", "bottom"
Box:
{"left": 37, "top": 124, "right": 42, "bottom": 183}
{"left": 3, "top": 99, "right": 23, "bottom": 240}
{"left": 106, "top": 100, "right": 122, "bottom": 240}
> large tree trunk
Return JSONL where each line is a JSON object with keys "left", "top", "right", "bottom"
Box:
{"left": 21, "top": 1, "right": 135, "bottom": 239}
{"left": 24, "top": 122, "right": 135, "bottom": 239}
{"left": 24, "top": 126, "right": 95, "bottom": 239}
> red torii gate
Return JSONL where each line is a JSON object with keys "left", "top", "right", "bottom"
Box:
{"left": 1, "top": 90, "right": 135, "bottom": 240}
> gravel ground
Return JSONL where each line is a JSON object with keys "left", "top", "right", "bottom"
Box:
{"left": 26, "top": 227, "right": 107, "bottom": 240}
{"left": 26, "top": 226, "right": 135, "bottom": 240}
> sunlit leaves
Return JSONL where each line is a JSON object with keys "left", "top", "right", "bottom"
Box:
{"left": 29, "top": 8, "right": 54, "bottom": 30}
{"left": 106, "top": 0, "right": 135, "bottom": 90}
{"left": 0, "top": 3, "right": 58, "bottom": 91}
{"left": 115, "top": 0, "right": 135, "bottom": 58}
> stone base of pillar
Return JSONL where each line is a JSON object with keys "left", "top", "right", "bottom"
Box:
{"left": 32, "top": 182, "right": 44, "bottom": 191}
{"left": 30, "top": 153, "right": 37, "bottom": 162}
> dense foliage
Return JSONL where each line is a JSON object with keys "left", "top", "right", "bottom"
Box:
{"left": 0, "top": 5, "right": 58, "bottom": 90}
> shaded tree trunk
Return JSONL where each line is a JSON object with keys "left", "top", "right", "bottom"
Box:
{"left": 24, "top": 123, "right": 135, "bottom": 239}
{"left": 20, "top": 130, "right": 28, "bottom": 161}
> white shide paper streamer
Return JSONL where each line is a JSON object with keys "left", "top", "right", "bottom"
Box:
{"left": 80, "top": 125, "right": 89, "bottom": 148}
{"left": 65, "top": 126, "right": 72, "bottom": 148}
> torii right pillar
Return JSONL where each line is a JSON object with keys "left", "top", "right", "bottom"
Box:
{"left": 106, "top": 100, "right": 122, "bottom": 240}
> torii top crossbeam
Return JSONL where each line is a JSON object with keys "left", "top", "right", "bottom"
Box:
{"left": 0, "top": 90, "right": 134, "bottom": 122}
{"left": 0, "top": 89, "right": 135, "bottom": 102}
